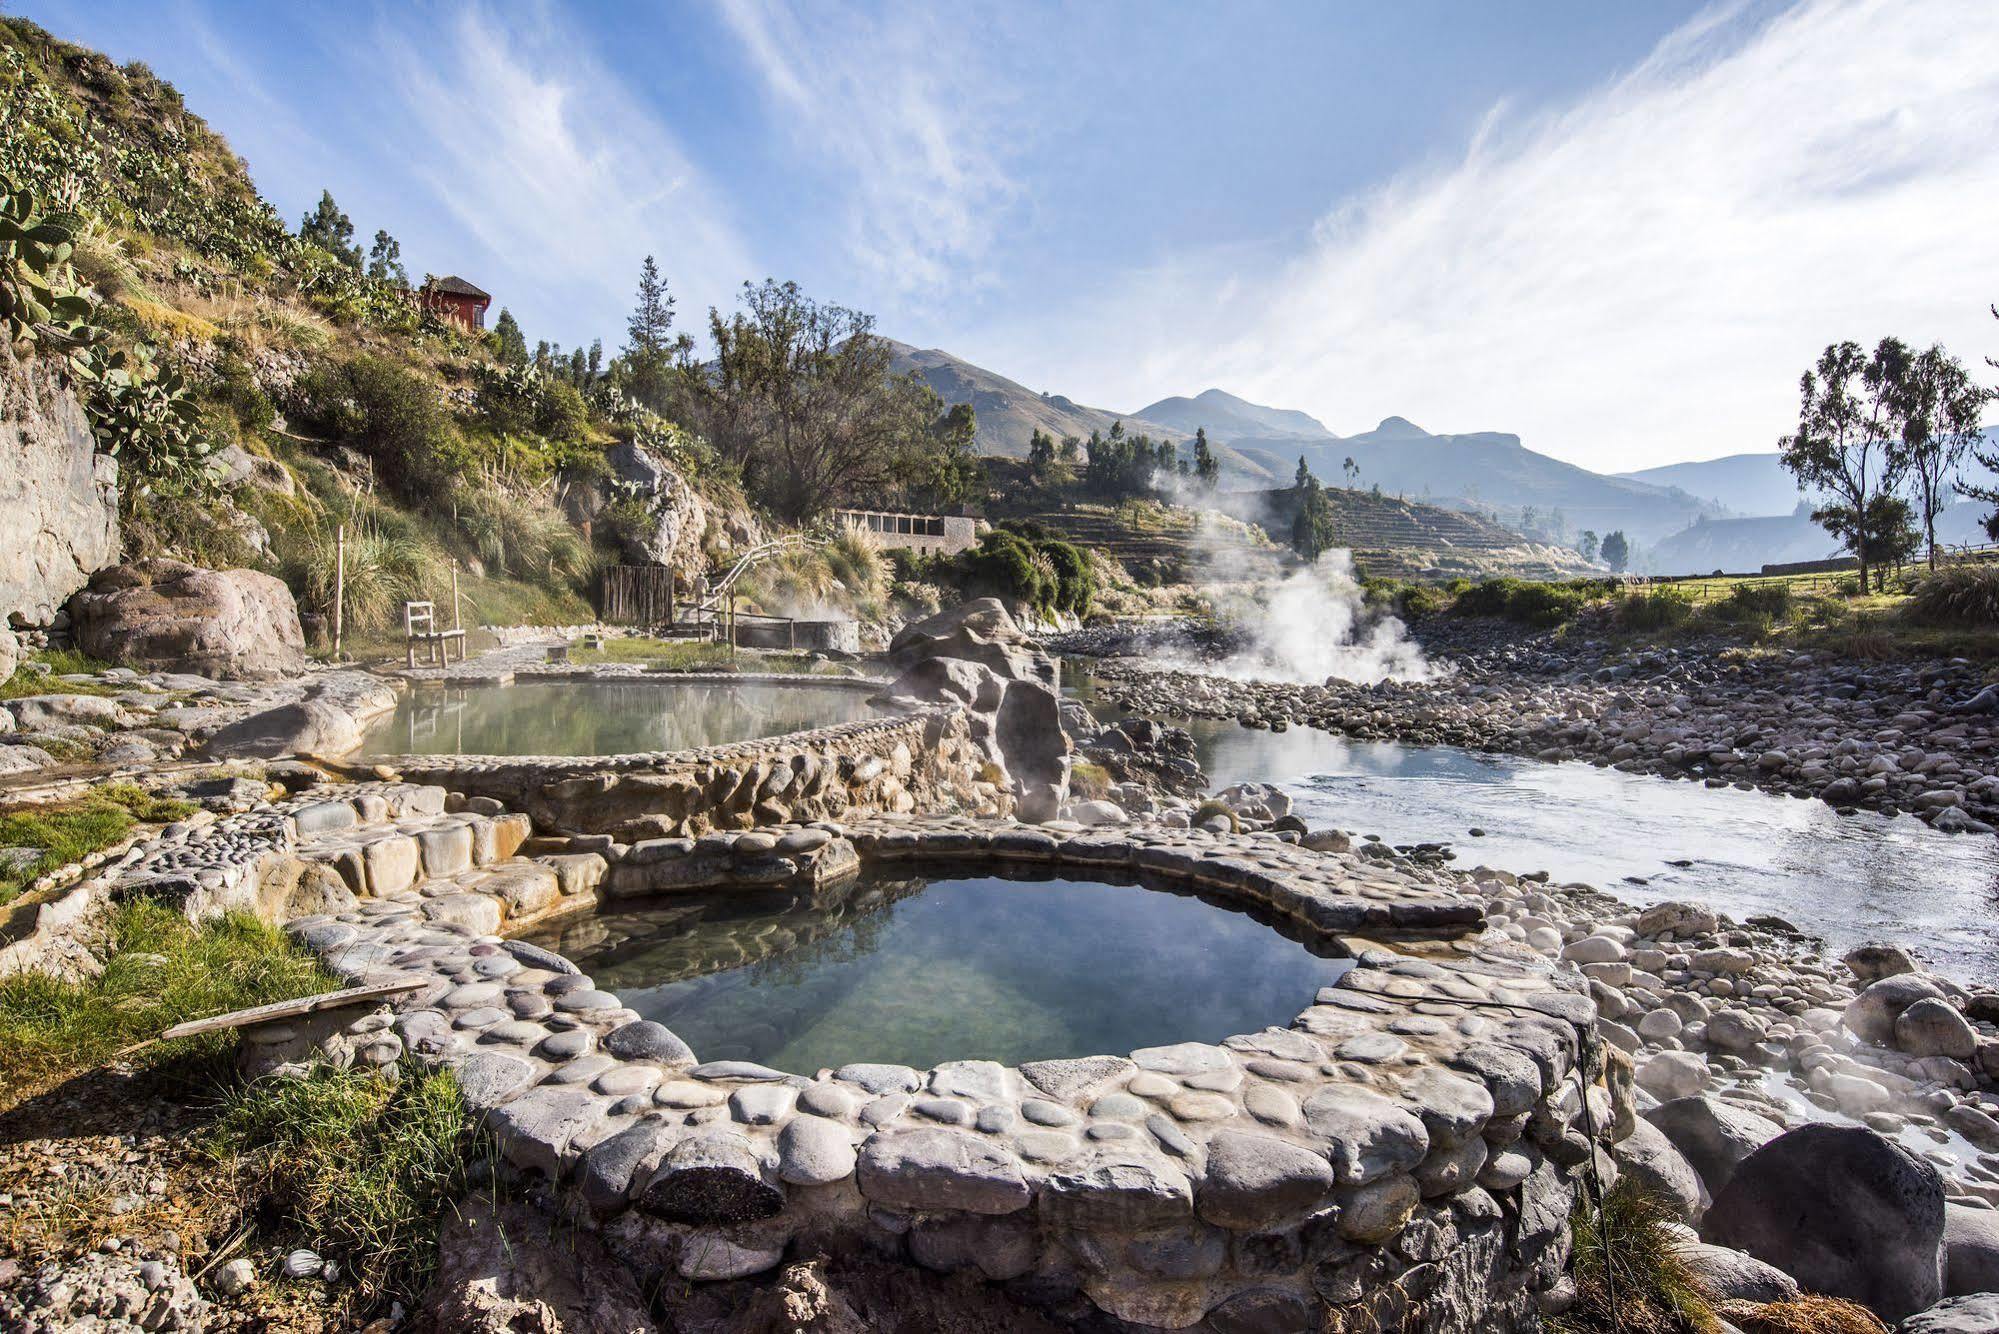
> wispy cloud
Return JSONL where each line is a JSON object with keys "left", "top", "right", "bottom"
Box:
{"left": 715, "top": 0, "right": 1023, "bottom": 303}
{"left": 975, "top": 0, "right": 1999, "bottom": 472}
{"left": 383, "top": 4, "right": 755, "bottom": 344}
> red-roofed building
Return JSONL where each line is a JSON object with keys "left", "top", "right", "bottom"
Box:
{"left": 419, "top": 275, "right": 491, "bottom": 332}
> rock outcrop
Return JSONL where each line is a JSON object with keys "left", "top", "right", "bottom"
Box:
{"left": 881, "top": 599, "right": 1069, "bottom": 821}
{"left": 70, "top": 558, "right": 306, "bottom": 680}
{"left": 0, "top": 342, "right": 118, "bottom": 627}
{"left": 575, "top": 442, "right": 712, "bottom": 570}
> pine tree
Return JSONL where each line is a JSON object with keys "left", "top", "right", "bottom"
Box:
{"left": 624, "top": 255, "right": 687, "bottom": 410}
{"left": 491, "top": 308, "right": 527, "bottom": 367}
{"left": 1192, "top": 428, "right": 1219, "bottom": 487}
{"left": 300, "top": 190, "right": 361, "bottom": 269}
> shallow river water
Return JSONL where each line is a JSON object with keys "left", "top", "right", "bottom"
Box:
{"left": 1072, "top": 667, "right": 1999, "bottom": 980}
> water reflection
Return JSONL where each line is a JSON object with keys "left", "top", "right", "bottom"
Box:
{"left": 359, "top": 679, "right": 878, "bottom": 758}
{"left": 523, "top": 862, "right": 1355, "bottom": 1072}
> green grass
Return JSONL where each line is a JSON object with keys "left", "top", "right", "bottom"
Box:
{"left": 209, "top": 1063, "right": 486, "bottom": 1304}
{"left": 1550, "top": 1179, "right": 1720, "bottom": 1334}
{"left": 0, "top": 783, "right": 198, "bottom": 906}
{"left": 571, "top": 637, "right": 820, "bottom": 673}
{"left": 0, "top": 901, "right": 335, "bottom": 1103}
{"left": 0, "top": 649, "right": 118, "bottom": 700}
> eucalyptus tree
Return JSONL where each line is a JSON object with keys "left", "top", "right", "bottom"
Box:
{"left": 1778, "top": 338, "right": 1913, "bottom": 592}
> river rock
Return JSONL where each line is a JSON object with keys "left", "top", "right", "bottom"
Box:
{"left": 1895, "top": 998, "right": 1978, "bottom": 1060}
{"left": 1847, "top": 974, "right": 1952, "bottom": 1047}
{"left": 1676, "top": 1240, "right": 1799, "bottom": 1303}
{"left": 71, "top": 558, "right": 305, "bottom": 680}
{"left": 1705, "top": 1123, "right": 1946, "bottom": 1322}
{"left": 1845, "top": 943, "right": 1919, "bottom": 984}
{"left": 1944, "top": 1202, "right": 1999, "bottom": 1297}
{"left": 1644, "top": 1096, "right": 1781, "bottom": 1198}
{"left": 856, "top": 1127, "right": 1030, "bottom": 1215}
{"left": 1613, "top": 1117, "right": 1707, "bottom": 1221}
{"left": 1194, "top": 1129, "right": 1336, "bottom": 1230}
{"left": 1901, "top": 1293, "right": 1999, "bottom": 1334}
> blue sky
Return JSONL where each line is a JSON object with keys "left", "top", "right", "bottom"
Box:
{"left": 19, "top": 1, "right": 1999, "bottom": 471}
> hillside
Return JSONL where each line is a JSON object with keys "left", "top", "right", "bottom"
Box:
{"left": 884, "top": 343, "right": 1279, "bottom": 484}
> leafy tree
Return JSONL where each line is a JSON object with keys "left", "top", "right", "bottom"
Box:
{"left": 1600, "top": 530, "right": 1630, "bottom": 574}
{"left": 1578, "top": 530, "right": 1599, "bottom": 563}
{"left": 1192, "top": 427, "right": 1219, "bottom": 488}
{"left": 1817, "top": 492, "right": 1918, "bottom": 576}
{"left": 902, "top": 401, "right": 981, "bottom": 511}
{"left": 1082, "top": 422, "right": 1169, "bottom": 499}
{"left": 1778, "top": 338, "right": 1913, "bottom": 592}
{"left": 1342, "top": 455, "right": 1358, "bottom": 488}
{"left": 490, "top": 308, "right": 527, "bottom": 368}
{"left": 622, "top": 255, "right": 690, "bottom": 412}
{"left": 299, "top": 190, "right": 360, "bottom": 269}
{"left": 365, "top": 229, "right": 407, "bottom": 285}
{"left": 1894, "top": 344, "right": 1987, "bottom": 568}
{"left": 686, "top": 279, "right": 951, "bottom": 521}
{"left": 1291, "top": 476, "right": 1337, "bottom": 560}
{"left": 1028, "top": 427, "right": 1058, "bottom": 483}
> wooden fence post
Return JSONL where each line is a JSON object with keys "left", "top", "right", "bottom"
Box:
{"left": 333, "top": 524, "right": 346, "bottom": 660}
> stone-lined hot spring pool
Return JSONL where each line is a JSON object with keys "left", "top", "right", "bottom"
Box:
{"left": 359, "top": 678, "right": 879, "bottom": 758}
{"left": 519, "top": 864, "right": 1354, "bottom": 1072}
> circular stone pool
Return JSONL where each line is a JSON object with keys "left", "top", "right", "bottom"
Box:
{"left": 518, "top": 862, "right": 1355, "bottom": 1071}
{"left": 358, "top": 677, "right": 880, "bottom": 758}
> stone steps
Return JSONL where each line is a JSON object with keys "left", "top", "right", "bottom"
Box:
{"left": 290, "top": 783, "right": 607, "bottom": 934}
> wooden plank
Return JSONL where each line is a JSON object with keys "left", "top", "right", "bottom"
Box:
{"left": 159, "top": 978, "right": 426, "bottom": 1041}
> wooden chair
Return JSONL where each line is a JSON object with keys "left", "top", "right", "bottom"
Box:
{"left": 403, "top": 600, "right": 466, "bottom": 668}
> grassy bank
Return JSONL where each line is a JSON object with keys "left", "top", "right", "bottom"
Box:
{"left": 0, "top": 783, "right": 198, "bottom": 906}
{"left": 0, "top": 901, "right": 332, "bottom": 1104}
{"left": 1376, "top": 564, "right": 1999, "bottom": 661}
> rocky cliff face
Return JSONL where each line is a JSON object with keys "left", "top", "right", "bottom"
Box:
{"left": 0, "top": 343, "right": 119, "bottom": 627}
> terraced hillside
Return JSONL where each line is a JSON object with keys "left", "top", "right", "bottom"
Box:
{"left": 1225, "top": 487, "right": 1600, "bottom": 580}
{"left": 1017, "top": 503, "right": 1287, "bottom": 585}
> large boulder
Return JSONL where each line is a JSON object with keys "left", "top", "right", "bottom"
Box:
{"left": 1676, "top": 1240, "right": 1798, "bottom": 1303}
{"left": 1644, "top": 1096, "right": 1783, "bottom": 1198}
{"left": 0, "top": 341, "right": 119, "bottom": 626}
{"left": 1895, "top": 999, "right": 1978, "bottom": 1060}
{"left": 1899, "top": 1294, "right": 1999, "bottom": 1334}
{"left": 1846, "top": 974, "right": 1952, "bottom": 1047}
{"left": 207, "top": 699, "right": 360, "bottom": 759}
{"left": 1613, "top": 1116, "right": 1708, "bottom": 1222}
{"left": 1704, "top": 1124, "right": 1946, "bottom": 1322}
{"left": 71, "top": 558, "right": 305, "bottom": 680}
{"left": 1944, "top": 1202, "right": 1999, "bottom": 1297}
{"left": 889, "top": 598, "right": 1054, "bottom": 686}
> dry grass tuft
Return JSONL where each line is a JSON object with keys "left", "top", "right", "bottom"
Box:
{"left": 1716, "top": 1296, "right": 1889, "bottom": 1334}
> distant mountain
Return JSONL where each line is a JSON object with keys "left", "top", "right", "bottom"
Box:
{"left": 884, "top": 343, "right": 1278, "bottom": 483}
{"left": 1618, "top": 453, "right": 1800, "bottom": 517}
{"left": 1648, "top": 500, "right": 1995, "bottom": 575}
{"left": 1134, "top": 388, "right": 1335, "bottom": 443}
{"left": 1275, "top": 419, "right": 1719, "bottom": 545}
{"left": 1622, "top": 434, "right": 1999, "bottom": 520}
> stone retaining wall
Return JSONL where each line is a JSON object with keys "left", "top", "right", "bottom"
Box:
{"left": 288, "top": 810, "right": 1622, "bottom": 1330}
{"left": 368, "top": 706, "right": 1008, "bottom": 841}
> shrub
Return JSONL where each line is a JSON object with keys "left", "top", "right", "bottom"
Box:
{"left": 1040, "top": 539, "right": 1094, "bottom": 615}
{"left": 1618, "top": 589, "right": 1695, "bottom": 631}
{"left": 1070, "top": 760, "right": 1112, "bottom": 800}
{"left": 457, "top": 488, "right": 593, "bottom": 586}
{"left": 279, "top": 506, "right": 450, "bottom": 632}
{"left": 959, "top": 529, "right": 1057, "bottom": 611}
{"left": 1550, "top": 1178, "right": 1720, "bottom": 1334}
{"left": 1452, "top": 577, "right": 1601, "bottom": 627}
{"left": 1907, "top": 564, "right": 1999, "bottom": 627}
{"left": 1398, "top": 583, "right": 1447, "bottom": 617}
{"left": 289, "top": 354, "right": 468, "bottom": 501}
{"left": 1712, "top": 582, "right": 1793, "bottom": 623}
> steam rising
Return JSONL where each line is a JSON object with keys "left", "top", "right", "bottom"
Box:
{"left": 1168, "top": 495, "right": 1439, "bottom": 687}
{"left": 1204, "top": 550, "right": 1437, "bottom": 686}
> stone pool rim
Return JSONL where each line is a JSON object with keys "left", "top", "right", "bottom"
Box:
{"left": 289, "top": 805, "right": 1614, "bottom": 1326}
